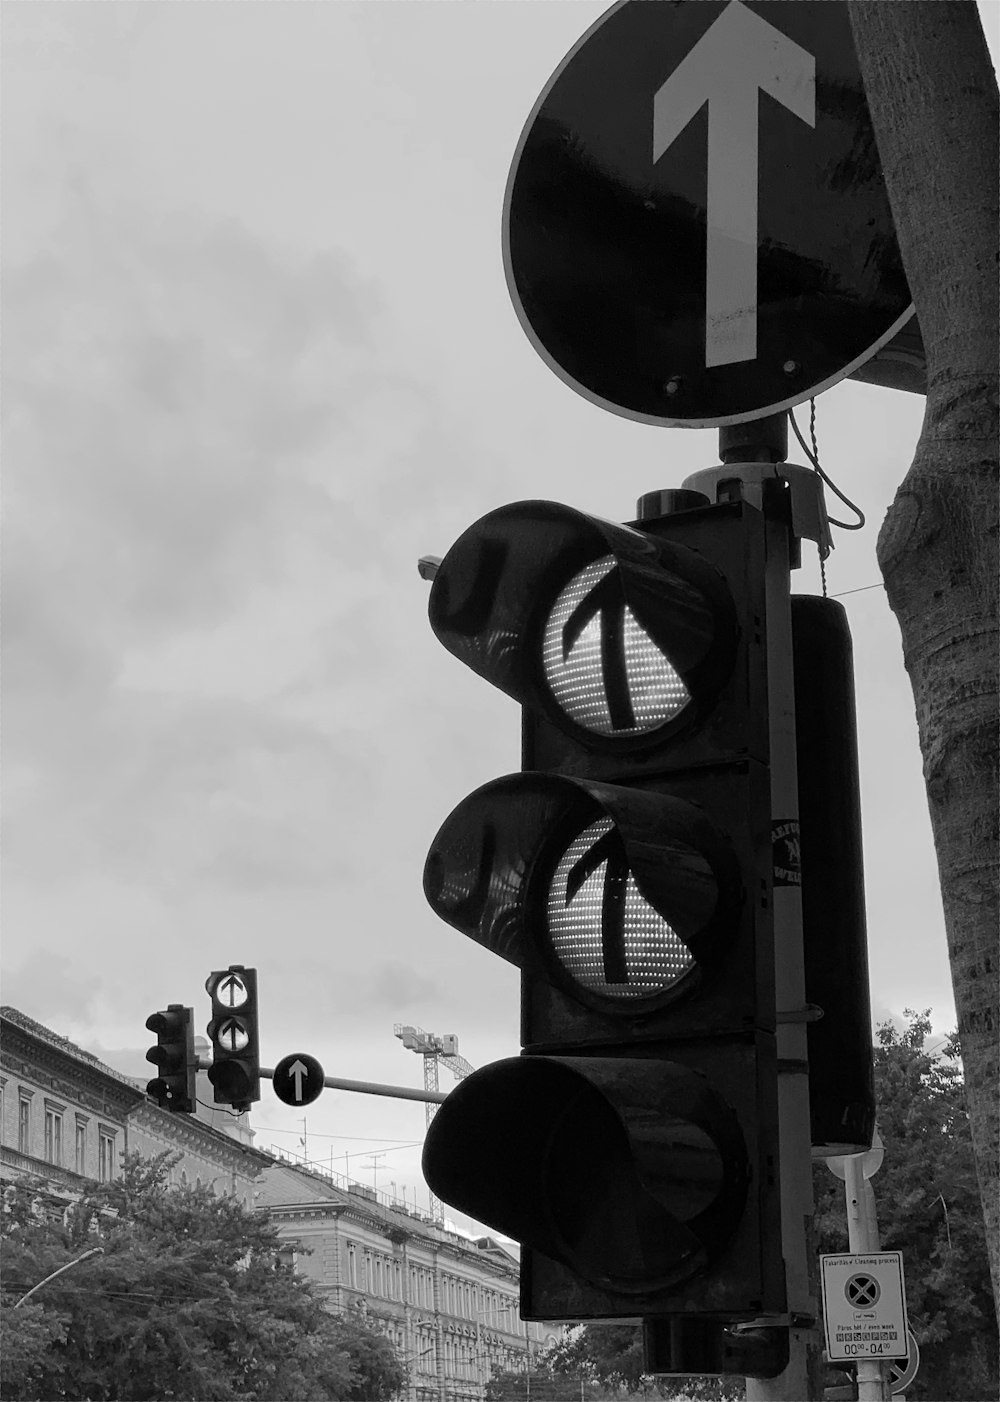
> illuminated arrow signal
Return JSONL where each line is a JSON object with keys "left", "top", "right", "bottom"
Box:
{"left": 653, "top": 0, "right": 816, "bottom": 367}
{"left": 543, "top": 557, "right": 690, "bottom": 739}
{"left": 566, "top": 823, "right": 630, "bottom": 983}
{"left": 562, "top": 565, "right": 633, "bottom": 731}
{"left": 548, "top": 816, "right": 697, "bottom": 1000}
{"left": 219, "top": 973, "right": 247, "bottom": 1007}
{"left": 215, "top": 1017, "right": 249, "bottom": 1053}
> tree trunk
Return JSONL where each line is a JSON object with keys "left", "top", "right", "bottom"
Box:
{"left": 847, "top": 0, "right": 999, "bottom": 1317}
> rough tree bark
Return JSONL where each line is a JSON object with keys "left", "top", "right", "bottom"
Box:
{"left": 847, "top": 0, "right": 999, "bottom": 1317}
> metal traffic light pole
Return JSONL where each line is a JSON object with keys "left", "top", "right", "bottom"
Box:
{"left": 684, "top": 412, "right": 829, "bottom": 1402}
{"left": 194, "top": 1056, "right": 448, "bottom": 1106}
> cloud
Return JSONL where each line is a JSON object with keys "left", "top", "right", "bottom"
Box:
{"left": 4, "top": 206, "right": 384, "bottom": 656}
{"left": 365, "top": 962, "right": 441, "bottom": 1011}
{"left": 2, "top": 176, "right": 437, "bottom": 929}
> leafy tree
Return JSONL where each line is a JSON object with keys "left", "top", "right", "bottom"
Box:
{"left": 814, "top": 1012, "right": 998, "bottom": 1402}
{"left": 327, "top": 1306, "right": 404, "bottom": 1402}
{"left": 0, "top": 1298, "right": 68, "bottom": 1401}
{"left": 0, "top": 1151, "right": 404, "bottom": 1402}
{"left": 483, "top": 1329, "right": 742, "bottom": 1402}
{"left": 485, "top": 1359, "right": 608, "bottom": 1401}
{"left": 492, "top": 1011, "right": 995, "bottom": 1402}
{"left": 546, "top": 1323, "right": 645, "bottom": 1394}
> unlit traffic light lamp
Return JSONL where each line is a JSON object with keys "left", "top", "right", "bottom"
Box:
{"left": 145, "top": 1004, "right": 197, "bottom": 1114}
{"left": 421, "top": 496, "right": 785, "bottom": 1327}
{"left": 206, "top": 965, "right": 260, "bottom": 1112}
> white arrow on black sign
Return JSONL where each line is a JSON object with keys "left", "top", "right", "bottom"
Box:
{"left": 653, "top": 0, "right": 815, "bottom": 367}
{"left": 272, "top": 1052, "right": 325, "bottom": 1107}
{"left": 503, "top": 0, "right": 913, "bottom": 426}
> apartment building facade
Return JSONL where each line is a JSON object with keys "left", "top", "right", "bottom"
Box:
{"left": 0, "top": 1006, "right": 270, "bottom": 1209}
{"left": 259, "top": 1157, "right": 561, "bottom": 1402}
{"left": 1, "top": 1006, "right": 560, "bottom": 1401}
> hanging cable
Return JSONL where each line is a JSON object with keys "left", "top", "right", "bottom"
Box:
{"left": 789, "top": 399, "right": 868, "bottom": 598}
{"left": 789, "top": 401, "right": 867, "bottom": 533}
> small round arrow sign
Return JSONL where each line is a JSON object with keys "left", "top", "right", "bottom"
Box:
{"left": 273, "top": 1053, "right": 325, "bottom": 1107}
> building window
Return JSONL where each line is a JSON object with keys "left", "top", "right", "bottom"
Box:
{"left": 44, "top": 1108, "right": 63, "bottom": 1166}
{"left": 18, "top": 1096, "right": 31, "bottom": 1155}
{"left": 98, "top": 1129, "right": 116, "bottom": 1182}
{"left": 75, "top": 1120, "right": 88, "bottom": 1175}
{"left": 347, "top": 1243, "right": 357, "bottom": 1289}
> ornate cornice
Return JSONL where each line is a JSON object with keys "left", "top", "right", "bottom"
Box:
{"left": 130, "top": 1101, "right": 273, "bottom": 1172}
{"left": 0, "top": 1034, "right": 144, "bottom": 1119}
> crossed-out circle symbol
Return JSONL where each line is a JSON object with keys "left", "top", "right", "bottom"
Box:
{"left": 846, "top": 1273, "right": 881, "bottom": 1308}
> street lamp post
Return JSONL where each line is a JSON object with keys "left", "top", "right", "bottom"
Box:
{"left": 15, "top": 1246, "right": 104, "bottom": 1308}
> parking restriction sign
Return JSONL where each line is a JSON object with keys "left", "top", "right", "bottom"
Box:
{"left": 821, "top": 1252, "right": 909, "bottom": 1361}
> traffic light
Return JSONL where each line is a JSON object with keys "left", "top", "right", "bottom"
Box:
{"left": 421, "top": 495, "right": 785, "bottom": 1327}
{"left": 145, "top": 1004, "right": 197, "bottom": 1113}
{"left": 206, "top": 965, "right": 260, "bottom": 1112}
{"left": 793, "top": 595, "right": 875, "bottom": 1155}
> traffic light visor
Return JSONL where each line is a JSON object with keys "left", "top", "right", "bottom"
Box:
{"left": 424, "top": 773, "right": 741, "bottom": 1007}
{"left": 422, "top": 1055, "right": 750, "bottom": 1293}
{"left": 429, "top": 502, "right": 737, "bottom": 748}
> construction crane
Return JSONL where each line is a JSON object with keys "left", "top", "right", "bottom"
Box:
{"left": 394, "top": 1024, "right": 475, "bottom": 1222}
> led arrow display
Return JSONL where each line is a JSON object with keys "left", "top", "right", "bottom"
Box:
{"left": 542, "top": 557, "right": 691, "bottom": 737}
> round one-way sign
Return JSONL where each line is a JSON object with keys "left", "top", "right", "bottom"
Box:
{"left": 273, "top": 1053, "right": 325, "bottom": 1107}
{"left": 503, "top": 0, "right": 913, "bottom": 427}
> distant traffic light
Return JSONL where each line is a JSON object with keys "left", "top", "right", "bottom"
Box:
{"left": 421, "top": 496, "right": 784, "bottom": 1326}
{"left": 206, "top": 966, "right": 260, "bottom": 1112}
{"left": 145, "top": 1005, "right": 197, "bottom": 1113}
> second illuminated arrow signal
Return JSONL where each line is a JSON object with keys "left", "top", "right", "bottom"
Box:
{"left": 273, "top": 1053, "right": 324, "bottom": 1107}
{"left": 215, "top": 1017, "right": 249, "bottom": 1053}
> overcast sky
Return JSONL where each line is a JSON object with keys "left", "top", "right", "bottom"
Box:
{"left": 4, "top": 1, "right": 997, "bottom": 1226}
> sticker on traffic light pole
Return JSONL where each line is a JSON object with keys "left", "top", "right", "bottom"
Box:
{"left": 273, "top": 1053, "right": 325, "bottom": 1107}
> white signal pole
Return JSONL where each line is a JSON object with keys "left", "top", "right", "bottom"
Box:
{"left": 686, "top": 413, "right": 833, "bottom": 1401}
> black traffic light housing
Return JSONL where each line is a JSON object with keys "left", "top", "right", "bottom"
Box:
{"left": 422, "top": 497, "right": 785, "bottom": 1322}
{"left": 145, "top": 1004, "right": 197, "bottom": 1114}
{"left": 793, "top": 596, "right": 875, "bottom": 1155}
{"left": 206, "top": 965, "right": 260, "bottom": 1112}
